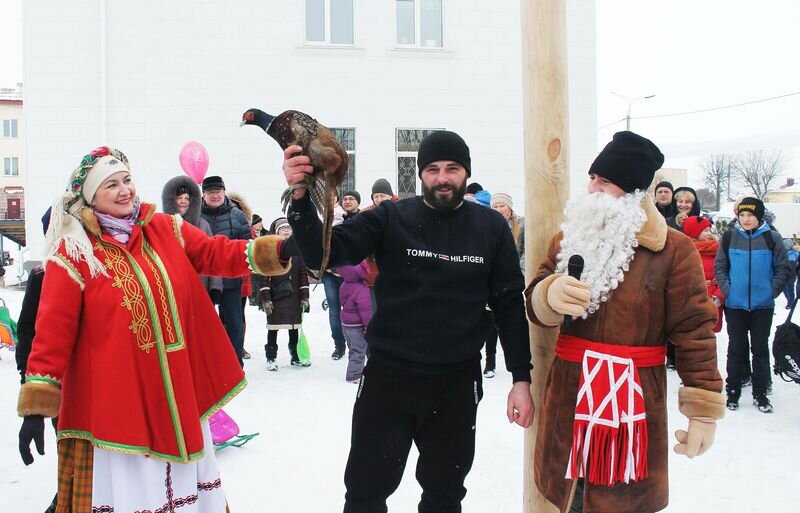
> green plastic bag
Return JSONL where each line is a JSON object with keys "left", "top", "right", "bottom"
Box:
{"left": 297, "top": 312, "right": 311, "bottom": 363}
{"left": 0, "top": 297, "right": 17, "bottom": 348}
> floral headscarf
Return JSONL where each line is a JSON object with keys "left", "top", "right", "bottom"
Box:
{"left": 45, "top": 146, "right": 132, "bottom": 278}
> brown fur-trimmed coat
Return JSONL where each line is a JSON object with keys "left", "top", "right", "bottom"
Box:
{"left": 525, "top": 199, "right": 724, "bottom": 513}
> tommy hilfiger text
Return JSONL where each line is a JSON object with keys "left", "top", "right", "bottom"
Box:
{"left": 406, "top": 248, "right": 485, "bottom": 264}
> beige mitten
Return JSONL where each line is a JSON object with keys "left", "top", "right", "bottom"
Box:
{"left": 673, "top": 418, "right": 716, "bottom": 458}
{"left": 546, "top": 275, "right": 591, "bottom": 317}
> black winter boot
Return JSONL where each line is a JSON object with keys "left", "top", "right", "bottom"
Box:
{"left": 753, "top": 393, "right": 773, "bottom": 413}
{"left": 726, "top": 388, "right": 741, "bottom": 411}
{"left": 291, "top": 351, "right": 311, "bottom": 367}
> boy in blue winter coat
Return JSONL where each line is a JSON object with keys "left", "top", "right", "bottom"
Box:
{"left": 714, "top": 197, "right": 793, "bottom": 413}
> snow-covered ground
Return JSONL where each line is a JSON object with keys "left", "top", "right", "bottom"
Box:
{"left": 0, "top": 284, "right": 798, "bottom": 512}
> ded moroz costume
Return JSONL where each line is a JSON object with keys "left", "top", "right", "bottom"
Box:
{"left": 525, "top": 132, "right": 725, "bottom": 513}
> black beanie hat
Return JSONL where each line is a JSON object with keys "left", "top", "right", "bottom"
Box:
{"left": 466, "top": 182, "right": 483, "bottom": 195}
{"left": 589, "top": 131, "right": 664, "bottom": 193}
{"left": 251, "top": 214, "right": 262, "bottom": 226}
{"left": 343, "top": 190, "right": 361, "bottom": 204}
{"left": 201, "top": 175, "right": 225, "bottom": 192}
{"left": 736, "top": 197, "right": 765, "bottom": 223}
{"left": 654, "top": 181, "right": 674, "bottom": 192}
{"left": 371, "top": 178, "right": 393, "bottom": 198}
{"left": 416, "top": 130, "right": 471, "bottom": 177}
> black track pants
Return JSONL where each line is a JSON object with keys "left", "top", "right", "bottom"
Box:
{"left": 343, "top": 359, "right": 483, "bottom": 513}
{"left": 725, "top": 307, "right": 773, "bottom": 395}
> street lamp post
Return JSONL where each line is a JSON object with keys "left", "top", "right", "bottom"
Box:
{"left": 611, "top": 92, "right": 656, "bottom": 130}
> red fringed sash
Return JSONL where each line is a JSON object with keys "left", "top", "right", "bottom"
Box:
{"left": 555, "top": 334, "right": 666, "bottom": 486}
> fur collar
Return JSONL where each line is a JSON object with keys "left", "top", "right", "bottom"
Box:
{"left": 226, "top": 191, "right": 253, "bottom": 224}
{"left": 637, "top": 198, "right": 668, "bottom": 252}
{"left": 162, "top": 175, "right": 202, "bottom": 226}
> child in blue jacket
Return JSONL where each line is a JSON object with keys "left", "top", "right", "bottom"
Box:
{"left": 714, "top": 197, "right": 793, "bottom": 413}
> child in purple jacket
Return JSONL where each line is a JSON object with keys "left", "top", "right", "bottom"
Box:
{"left": 337, "top": 260, "right": 373, "bottom": 382}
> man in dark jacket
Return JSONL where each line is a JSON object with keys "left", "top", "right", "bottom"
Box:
{"left": 342, "top": 190, "right": 361, "bottom": 222}
{"left": 653, "top": 180, "right": 675, "bottom": 219}
{"left": 200, "top": 175, "right": 252, "bottom": 366}
{"left": 282, "top": 130, "right": 533, "bottom": 513}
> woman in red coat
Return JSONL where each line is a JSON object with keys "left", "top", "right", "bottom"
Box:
{"left": 17, "top": 146, "right": 289, "bottom": 513}
{"left": 684, "top": 216, "right": 725, "bottom": 332}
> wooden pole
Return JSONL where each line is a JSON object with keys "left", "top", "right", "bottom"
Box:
{"left": 520, "top": 1, "right": 570, "bottom": 512}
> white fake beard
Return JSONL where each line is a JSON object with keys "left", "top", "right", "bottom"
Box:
{"left": 555, "top": 190, "right": 647, "bottom": 318}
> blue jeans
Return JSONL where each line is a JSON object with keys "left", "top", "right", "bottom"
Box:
{"left": 322, "top": 272, "right": 345, "bottom": 349}
{"left": 219, "top": 287, "right": 245, "bottom": 366}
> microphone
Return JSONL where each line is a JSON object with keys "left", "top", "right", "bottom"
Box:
{"left": 563, "top": 255, "right": 585, "bottom": 329}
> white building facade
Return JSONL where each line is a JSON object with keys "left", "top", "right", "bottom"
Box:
{"left": 23, "top": 0, "right": 597, "bottom": 257}
{"left": 0, "top": 84, "right": 26, "bottom": 253}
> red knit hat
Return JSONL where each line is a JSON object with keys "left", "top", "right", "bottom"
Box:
{"left": 683, "top": 215, "right": 712, "bottom": 239}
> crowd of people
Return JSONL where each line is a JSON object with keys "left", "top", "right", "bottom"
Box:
{"left": 11, "top": 129, "right": 798, "bottom": 513}
{"left": 652, "top": 180, "right": 797, "bottom": 413}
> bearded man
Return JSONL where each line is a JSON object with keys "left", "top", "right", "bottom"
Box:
{"left": 525, "top": 131, "right": 724, "bottom": 513}
{"left": 282, "top": 130, "right": 534, "bottom": 513}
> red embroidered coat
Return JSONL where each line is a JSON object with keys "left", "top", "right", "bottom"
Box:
{"left": 23, "top": 205, "right": 272, "bottom": 463}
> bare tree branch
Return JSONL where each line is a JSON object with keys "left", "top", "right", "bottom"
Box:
{"left": 731, "top": 149, "right": 789, "bottom": 200}
{"left": 695, "top": 188, "right": 716, "bottom": 211}
{"left": 700, "top": 154, "right": 731, "bottom": 210}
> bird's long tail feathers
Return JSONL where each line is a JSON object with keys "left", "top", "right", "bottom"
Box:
{"left": 318, "top": 179, "right": 336, "bottom": 278}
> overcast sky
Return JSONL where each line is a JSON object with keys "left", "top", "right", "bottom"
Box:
{"left": 596, "top": 0, "right": 800, "bottom": 167}
{"left": 2, "top": 0, "right": 798, "bottom": 177}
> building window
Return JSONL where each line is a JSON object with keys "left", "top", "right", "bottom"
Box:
{"left": 395, "top": 128, "right": 442, "bottom": 199}
{"left": 396, "top": 0, "right": 442, "bottom": 47}
{"left": 330, "top": 128, "right": 356, "bottom": 195}
{"left": 2, "top": 119, "right": 18, "bottom": 138}
{"left": 3, "top": 157, "right": 19, "bottom": 176}
{"left": 306, "top": 0, "right": 354, "bottom": 45}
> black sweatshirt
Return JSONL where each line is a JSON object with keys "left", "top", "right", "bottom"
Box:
{"left": 288, "top": 194, "right": 532, "bottom": 382}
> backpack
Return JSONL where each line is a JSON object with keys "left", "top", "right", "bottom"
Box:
{"left": 721, "top": 228, "right": 776, "bottom": 255}
{"left": 773, "top": 298, "right": 800, "bottom": 385}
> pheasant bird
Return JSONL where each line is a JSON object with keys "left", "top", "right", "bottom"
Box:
{"left": 241, "top": 108, "right": 347, "bottom": 277}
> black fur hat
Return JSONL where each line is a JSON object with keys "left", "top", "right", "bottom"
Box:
{"left": 589, "top": 131, "right": 664, "bottom": 193}
{"left": 201, "top": 175, "right": 225, "bottom": 192}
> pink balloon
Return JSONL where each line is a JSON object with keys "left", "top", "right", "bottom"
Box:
{"left": 179, "top": 141, "right": 209, "bottom": 184}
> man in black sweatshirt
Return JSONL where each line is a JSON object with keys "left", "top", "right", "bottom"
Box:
{"left": 282, "top": 130, "right": 534, "bottom": 513}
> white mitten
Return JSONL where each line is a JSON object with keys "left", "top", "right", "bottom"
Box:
{"left": 673, "top": 417, "right": 716, "bottom": 458}
{"left": 546, "top": 275, "right": 591, "bottom": 317}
